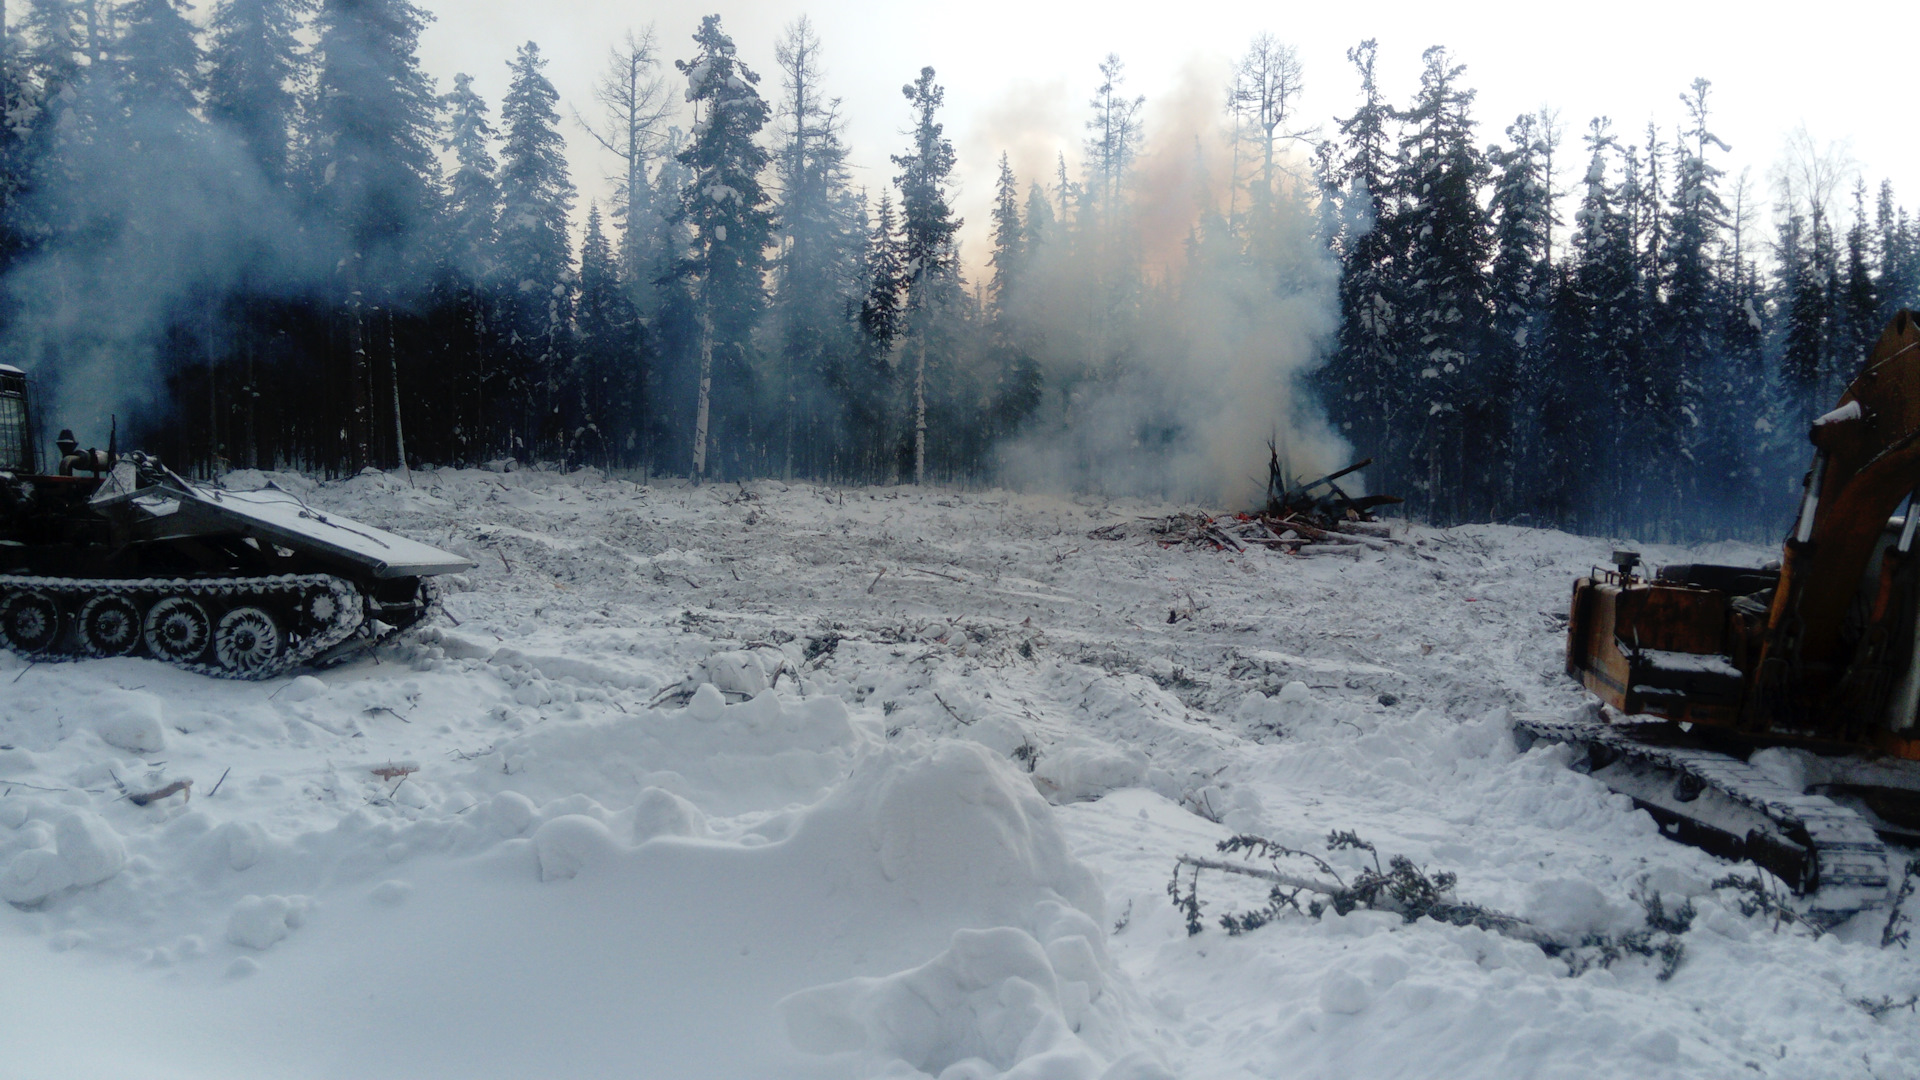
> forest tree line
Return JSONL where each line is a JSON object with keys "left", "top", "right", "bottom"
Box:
{"left": 0, "top": 1, "right": 1915, "bottom": 538}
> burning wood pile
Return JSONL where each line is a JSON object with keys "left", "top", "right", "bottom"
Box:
{"left": 1087, "top": 452, "right": 1405, "bottom": 558}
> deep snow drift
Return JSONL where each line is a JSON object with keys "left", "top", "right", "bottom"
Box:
{"left": 2, "top": 468, "right": 1916, "bottom": 1079}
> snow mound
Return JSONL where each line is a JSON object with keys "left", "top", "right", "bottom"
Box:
{"left": 92, "top": 689, "right": 167, "bottom": 753}
{"left": 226, "top": 894, "right": 312, "bottom": 950}
{"left": 1523, "top": 877, "right": 1633, "bottom": 939}
{"left": 854, "top": 742, "right": 1104, "bottom": 925}
{"left": 783, "top": 925, "right": 1115, "bottom": 1078}
{"left": 703, "top": 650, "right": 769, "bottom": 695}
{"left": 0, "top": 810, "right": 127, "bottom": 905}
{"left": 532, "top": 815, "right": 620, "bottom": 881}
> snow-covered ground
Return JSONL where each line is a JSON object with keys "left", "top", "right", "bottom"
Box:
{"left": 3, "top": 468, "right": 1917, "bottom": 1079}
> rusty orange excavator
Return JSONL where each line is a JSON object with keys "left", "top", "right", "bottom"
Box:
{"left": 1519, "top": 311, "right": 1920, "bottom": 922}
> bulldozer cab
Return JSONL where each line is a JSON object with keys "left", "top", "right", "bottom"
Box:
{"left": 0, "top": 364, "right": 33, "bottom": 474}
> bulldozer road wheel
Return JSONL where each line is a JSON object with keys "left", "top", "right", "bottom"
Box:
{"left": 78, "top": 594, "right": 143, "bottom": 657}
{"left": 214, "top": 606, "right": 283, "bottom": 674}
{"left": 0, "top": 592, "right": 61, "bottom": 655}
{"left": 144, "top": 597, "right": 211, "bottom": 663}
{"left": 303, "top": 586, "right": 341, "bottom": 628}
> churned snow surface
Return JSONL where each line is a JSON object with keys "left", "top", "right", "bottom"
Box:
{"left": 2, "top": 467, "right": 1917, "bottom": 1080}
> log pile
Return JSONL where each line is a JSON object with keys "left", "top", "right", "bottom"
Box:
{"left": 1086, "top": 454, "right": 1405, "bottom": 558}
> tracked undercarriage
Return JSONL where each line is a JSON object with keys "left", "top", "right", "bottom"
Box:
{"left": 1545, "top": 311, "right": 1920, "bottom": 922}
{"left": 0, "top": 571, "right": 443, "bottom": 679}
{"left": 1, "top": 364, "right": 470, "bottom": 679}
{"left": 1513, "top": 713, "right": 1899, "bottom": 923}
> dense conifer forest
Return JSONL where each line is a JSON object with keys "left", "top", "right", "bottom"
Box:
{"left": 1, "top": 2, "right": 1914, "bottom": 538}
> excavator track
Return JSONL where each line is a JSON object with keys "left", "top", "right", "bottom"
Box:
{"left": 1514, "top": 714, "right": 1890, "bottom": 923}
{"left": 0, "top": 572, "right": 371, "bottom": 680}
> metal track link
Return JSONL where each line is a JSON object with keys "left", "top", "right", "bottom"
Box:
{"left": 1514, "top": 715, "right": 1890, "bottom": 920}
{"left": 0, "top": 572, "right": 363, "bottom": 680}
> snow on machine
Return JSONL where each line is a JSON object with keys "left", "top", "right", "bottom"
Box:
{"left": 1520, "top": 311, "right": 1920, "bottom": 923}
{"left": 0, "top": 365, "right": 472, "bottom": 678}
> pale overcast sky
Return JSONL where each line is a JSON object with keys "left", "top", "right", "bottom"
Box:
{"left": 418, "top": 0, "right": 1912, "bottom": 270}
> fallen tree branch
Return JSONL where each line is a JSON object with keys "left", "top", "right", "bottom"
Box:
{"left": 1283, "top": 520, "right": 1397, "bottom": 550}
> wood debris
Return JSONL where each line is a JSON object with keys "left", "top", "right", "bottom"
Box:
{"left": 128, "top": 779, "right": 192, "bottom": 806}
{"left": 1085, "top": 451, "right": 1405, "bottom": 558}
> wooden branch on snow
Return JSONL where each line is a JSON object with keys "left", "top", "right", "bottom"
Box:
{"left": 1175, "top": 854, "right": 1558, "bottom": 947}
{"left": 1205, "top": 527, "right": 1245, "bottom": 552}
{"left": 1295, "top": 543, "right": 1364, "bottom": 558}
{"left": 1177, "top": 854, "right": 1342, "bottom": 896}
{"left": 1283, "top": 521, "right": 1396, "bottom": 550}
{"left": 1334, "top": 520, "right": 1394, "bottom": 539}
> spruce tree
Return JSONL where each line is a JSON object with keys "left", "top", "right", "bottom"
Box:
{"left": 206, "top": 0, "right": 310, "bottom": 188}
{"left": 116, "top": 0, "right": 203, "bottom": 117}
{"left": 305, "top": 0, "right": 439, "bottom": 275}
{"left": 856, "top": 188, "right": 906, "bottom": 476}
{"left": 1486, "top": 113, "right": 1551, "bottom": 513}
{"left": 441, "top": 72, "right": 499, "bottom": 278}
{"left": 1877, "top": 182, "right": 1919, "bottom": 319}
{"left": 497, "top": 42, "right": 574, "bottom": 291}
{"left": 891, "top": 65, "right": 962, "bottom": 483}
{"left": 1663, "top": 80, "right": 1730, "bottom": 518}
{"left": 305, "top": 0, "right": 440, "bottom": 469}
{"left": 573, "top": 203, "right": 643, "bottom": 467}
{"left": 673, "top": 14, "right": 773, "bottom": 481}
{"left": 1321, "top": 39, "right": 1403, "bottom": 500}
{"left": 1396, "top": 46, "right": 1491, "bottom": 522}
{"left": 986, "top": 153, "right": 1040, "bottom": 437}
{"left": 433, "top": 71, "right": 500, "bottom": 461}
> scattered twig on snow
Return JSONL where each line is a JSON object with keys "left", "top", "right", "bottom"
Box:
{"left": 867, "top": 568, "right": 888, "bottom": 593}
{"left": 1852, "top": 994, "right": 1920, "bottom": 1020}
{"left": 11, "top": 662, "right": 34, "bottom": 685}
{"left": 371, "top": 764, "right": 418, "bottom": 782}
{"left": 1713, "top": 872, "right": 1826, "bottom": 936}
{"left": 646, "top": 683, "right": 689, "bottom": 709}
{"left": 0, "top": 778, "right": 78, "bottom": 793}
{"left": 127, "top": 779, "right": 192, "bottom": 806}
{"left": 207, "top": 767, "right": 231, "bottom": 798}
{"left": 932, "top": 692, "right": 973, "bottom": 725}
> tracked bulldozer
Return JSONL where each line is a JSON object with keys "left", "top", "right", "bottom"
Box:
{"left": 0, "top": 366, "right": 472, "bottom": 679}
{"left": 1519, "top": 311, "right": 1920, "bottom": 922}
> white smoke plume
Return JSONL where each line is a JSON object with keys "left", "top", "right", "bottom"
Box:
{"left": 992, "top": 59, "right": 1345, "bottom": 507}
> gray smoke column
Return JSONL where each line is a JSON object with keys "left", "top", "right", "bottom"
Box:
{"left": 995, "top": 61, "right": 1346, "bottom": 507}
{"left": 2, "top": 83, "right": 324, "bottom": 446}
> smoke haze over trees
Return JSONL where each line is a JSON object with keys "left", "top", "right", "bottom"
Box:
{"left": 0, "top": 6, "right": 1915, "bottom": 540}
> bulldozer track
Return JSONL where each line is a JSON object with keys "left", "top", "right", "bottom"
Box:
{"left": 0, "top": 572, "right": 372, "bottom": 680}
